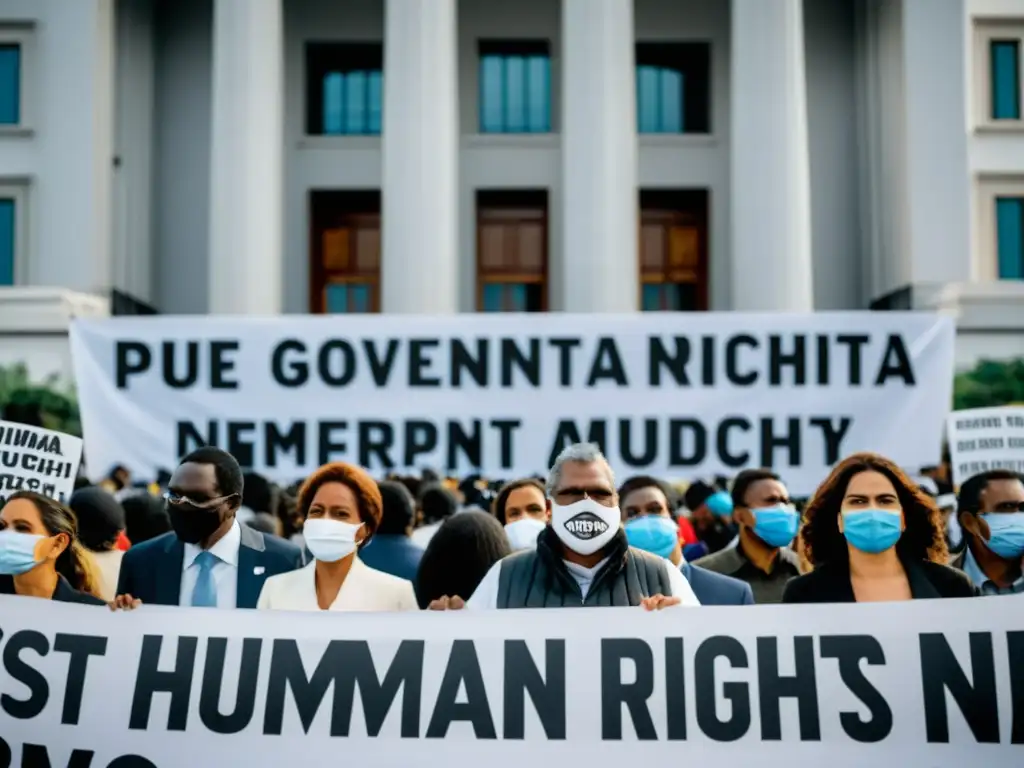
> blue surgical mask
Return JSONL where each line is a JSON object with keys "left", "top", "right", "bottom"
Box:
{"left": 751, "top": 505, "right": 799, "bottom": 548}
{"left": 705, "top": 491, "right": 734, "bottom": 518}
{"left": 841, "top": 508, "right": 902, "bottom": 554}
{"left": 980, "top": 512, "right": 1024, "bottom": 560}
{"left": 625, "top": 515, "right": 679, "bottom": 559}
{"left": 0, "top": 530, "right": 45, "bottom": 576}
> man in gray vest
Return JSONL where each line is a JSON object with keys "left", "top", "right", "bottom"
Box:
{"left": 429, "top": 443, "right": 701, "bottom": 610}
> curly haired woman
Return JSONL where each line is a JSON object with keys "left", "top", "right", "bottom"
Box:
{"left": 783, "top": 453, "right": 975, "bottom": 603}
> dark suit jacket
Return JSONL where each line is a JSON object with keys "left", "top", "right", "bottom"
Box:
{"left": 0, "top": 574, "right": 107, "bottom": 605}
{"left": 116, "top": 524, "right": 304, "bottom": 608}
{"left": 358, "top": 534, "right": 424, "bottom": 583}
{"left": 681, "top": 562, "right": 755, "bottom": 605}
{"left": 782, "top": 558, "right": 976, "bottom": 603}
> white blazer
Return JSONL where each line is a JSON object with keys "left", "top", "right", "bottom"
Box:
{"left": 256, "top": 556, "right": 418, "bottom": 612}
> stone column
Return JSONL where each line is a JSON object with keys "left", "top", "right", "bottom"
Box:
{"left": 730, "top": 0, "right": 814, "bottom": 310}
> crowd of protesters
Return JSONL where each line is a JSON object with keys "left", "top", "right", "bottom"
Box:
{"left": 2, "top": 437, "right": 1021, "bottom": 613}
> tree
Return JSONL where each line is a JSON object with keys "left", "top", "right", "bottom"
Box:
{"left": 0, "top": 363, "right": 81, "bottom": 435}
{"left": 952, "top": 358, "right": 1024, "bottom": 410}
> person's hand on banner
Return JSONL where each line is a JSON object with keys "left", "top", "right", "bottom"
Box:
{"left": 108, "top": 593, "right": 143, "bottom": 611}
{"left": 427, "top": 595, "right": 465, "bottom": 611}
{"left": 640, "top": 594, "right": 681, "bottom": 611}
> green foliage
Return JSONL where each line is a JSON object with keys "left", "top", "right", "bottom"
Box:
{"left": 953, "top": 358, "right": 1024, "bottom": 410}
{"left": 0, "top": 363, "right": 81, "bottom": 436}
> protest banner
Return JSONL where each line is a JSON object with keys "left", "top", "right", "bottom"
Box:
{"left": 0, "top": 597, "right": 1019, "bottom": 767}
{"left": 946, "top": 405, "right": 1024, "bottom": 486}
{"left": 0, "top": 420, "right": 82, "bottom": 503}
{"left": 69, "top": 313, "right": 955, "bottom": 495}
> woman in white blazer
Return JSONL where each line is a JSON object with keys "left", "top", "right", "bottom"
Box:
{"left": 257, "top": 462, "right": 418, "bottom": 612}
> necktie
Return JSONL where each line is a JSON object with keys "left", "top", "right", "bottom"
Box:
{"left": 191, "top": 550, "right": 218, "bottom": 608}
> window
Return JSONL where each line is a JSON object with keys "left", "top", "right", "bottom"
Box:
{"left": 0, "top": 43, "right": 20, "bottom": 125}
{"left": 974, "top": 22, "right": 1024, "bottom": 128}
{"left": 991, "top": 40, "right": 1021, "bottom": 120}
{"left": 476, "top": 190, "right": 547, "bottom": 311}
{"left": 639, "top": 190, "right": 708, "bottom": 311}
{"left": 635, "top": 43, "right": 710, "bottom": 134}
{"left": 310, "top": 191, "right": 381, "bottom": 313}
{"left": 306, "top": 43, "right": 383, "bottom": 136}
{"left": 995, "top": 197, "right": 1024, "bottom": 279}
{"left": 0, "top": 196, "right": 14, "bottom": 285}
{"left": 478, "top": 41, "right": 551, "bottom": 133}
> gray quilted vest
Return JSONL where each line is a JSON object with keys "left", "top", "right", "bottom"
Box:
{"left": 495, "top": 527, "right": 673, "bottom": 608}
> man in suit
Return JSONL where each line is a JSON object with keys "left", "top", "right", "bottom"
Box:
{"left": 680, "top": 560, "right": 755, "bottom": 605}
{"left": 952, "top": 469, "right": 1024, "bottom": 595}
{"left": 113, "top": 447, "right": 303, "bottom": 609}
{"left": 358, "top": 480, "right": 424, "bottom": 582}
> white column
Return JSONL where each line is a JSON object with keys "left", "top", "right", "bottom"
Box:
{"left": 208, "top": 0, "right": 284, "bottom": 314}
{"left": 730, "top": 0, "right": 813, "bottom": 311}
{"left": 561, "top": 0, "right": 638, "bottom": 312}
{"left": 381, "top": 0, "right": 459, "bottom": 314}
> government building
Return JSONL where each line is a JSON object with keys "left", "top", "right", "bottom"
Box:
{"left": 0, "top": 0, "right": 1022, "bottom": 377}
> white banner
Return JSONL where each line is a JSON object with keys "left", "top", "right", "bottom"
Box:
{"left": 0, "top": 420, "right": 82, "bottom": 503}
{"left": 0, "top": 597, "right": 1019, "bottom": 766}
{"left": 947, "top": 405, "right": 1024, "bottom": 486}
{"left": 69, "top": 313, "right": 955, "bottom": 494}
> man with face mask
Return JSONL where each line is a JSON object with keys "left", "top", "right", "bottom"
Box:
{"left": 430, "top": 443, "right": 700, "bottom": 610}
{"left": 693, "top": 468, "right": 800, "bottom": 604}
{"left": 111, "top": 447, "right": 304, "bottom": 609}
{"left": 953, "top": 469, "right": 1024, "bottom": 595}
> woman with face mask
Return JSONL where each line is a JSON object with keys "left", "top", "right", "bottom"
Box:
{"left": 0, "top": 491, "right": 106, "bottom": 605}
{"left": 491, "top": 478, "right": 549, "bottom": 551}
{"left": 257, "top": 462, "right": 418, "bottom": 612}
{"left": 783, "top": 453, "right": 976, "bottom": 603}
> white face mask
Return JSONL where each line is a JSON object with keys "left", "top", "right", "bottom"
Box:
{"left": 550, "top": 498, "right": 621, "bottom": 556}
{"left": 505, "top": 517, "right": 546, "bottom": 551}
{"left": 303, "top": 518, "right": 363, "bottom": 563}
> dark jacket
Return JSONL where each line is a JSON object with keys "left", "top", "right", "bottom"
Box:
{"left": 693, "top": 542, "right": 801, "bottom": 604}
{"left": 358, "top": 534, "right": 424, "bottom": 583}
{"left": 0, "top": 573, "right": 107, "bottom": 605}
{"left": 495, "top": 527, "right": 672, "bottom": 608}
{"left": 782, "top": 557, "right": 976, "bottom": 603}
{"left": 681, "top": 561, "right": 755, "bottom": 605}
{"left": 116, "top": 524, "right": 304, "bottom": 608}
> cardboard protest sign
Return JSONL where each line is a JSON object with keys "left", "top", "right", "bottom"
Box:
{"left": 946, "top": 405, "right": 1024, "bottom": 486}
{"left": 0, "top": 420, "right": 82, "bottom": 502}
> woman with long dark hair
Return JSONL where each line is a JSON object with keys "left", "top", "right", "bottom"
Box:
{"left": 0, "top": 491, "right": 105, "bottom": 604}
{"left": 783, "top": 453, "right": 974, "bottom": 603}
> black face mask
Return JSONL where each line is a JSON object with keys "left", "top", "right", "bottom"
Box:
{"left": 168, "top": 504, "right": 224, "bottom": 545}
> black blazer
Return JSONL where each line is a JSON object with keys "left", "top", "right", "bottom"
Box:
{"left": 782, "top": 558, "right": 976, "bottom": 603}
{"left": 0, "top": 574, "right": 107, "bottom": 605}
{"left": 116, "top": 524, "right": 304, "bottom": 608}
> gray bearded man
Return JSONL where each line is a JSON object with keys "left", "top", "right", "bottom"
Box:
{"left": 430, "top": 443, "right": 701, "bottom": 610}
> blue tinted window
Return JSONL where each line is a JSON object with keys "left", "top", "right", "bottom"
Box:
{"left": 996, "top": 197, "right": 1024, "bottom": 279}
{"left": 479, "top": 53, "right": 550, "bottom": 133}
{"left": 991, "top": 41, "right": 1021, "bottom": 120}
{"left": 481, "top": 283, "right": 531, "bottom": 312}
{"left": 320, "top": 70, "right": 383, "bottom": 135}
{"left": 0, "top": 199, "right": 14, "bottom": 285}
{"left": 325, "top": 283, "right": 374, "bottom": 313}
{"left": 482, "top": 283, "right": 504, "bottom": 311}
{"left": 0, "top": 45, "right": 20, "bottom": 125}
{"left": 637, "top": 65, "right": 685, "bottom": 134}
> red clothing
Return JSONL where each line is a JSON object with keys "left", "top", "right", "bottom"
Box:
{"left": 115, "top": 531, "right": 131, "bottom": 551}
{"left": 677, "top": 516, "right": 698, "bottom": 545}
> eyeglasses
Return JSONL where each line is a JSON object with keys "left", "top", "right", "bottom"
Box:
{"left": 163, "top": 491, "right": 235, "bottom": 510}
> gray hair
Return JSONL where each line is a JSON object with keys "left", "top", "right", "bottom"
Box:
{"left": 546, "top": 442, "right": 615, "bottom": 496}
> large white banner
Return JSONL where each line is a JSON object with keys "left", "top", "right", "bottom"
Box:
{"left": 0, "top": 597, "right": 1019, "bottom": 766}
{"left": 69, "top": 313, "right": 955, "bottom": 493}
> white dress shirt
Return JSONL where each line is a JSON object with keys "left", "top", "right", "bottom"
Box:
{"left": 467, "top": 552, "right": 701, "bottom": 609}
{"left": 179, "top": 519, "right": 241, "bottom": 609}
{"left": 410, "top": 521, "right": 442, "bottom": 549}
{"left": 257, "top": 556, "right": 418, "bottom": 612}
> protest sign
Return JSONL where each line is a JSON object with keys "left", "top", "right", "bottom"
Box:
{"left": 0, "top": 420, "right": 82, "bottom": 503}
{"left": 946, "top": 405, "right": 1024, "bottom": 486}
{"left": 0, "top": 597, "right": 1019, "bottom": 767}
{"left": 69, "top": 313, "right": 955, "bottom": 494}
